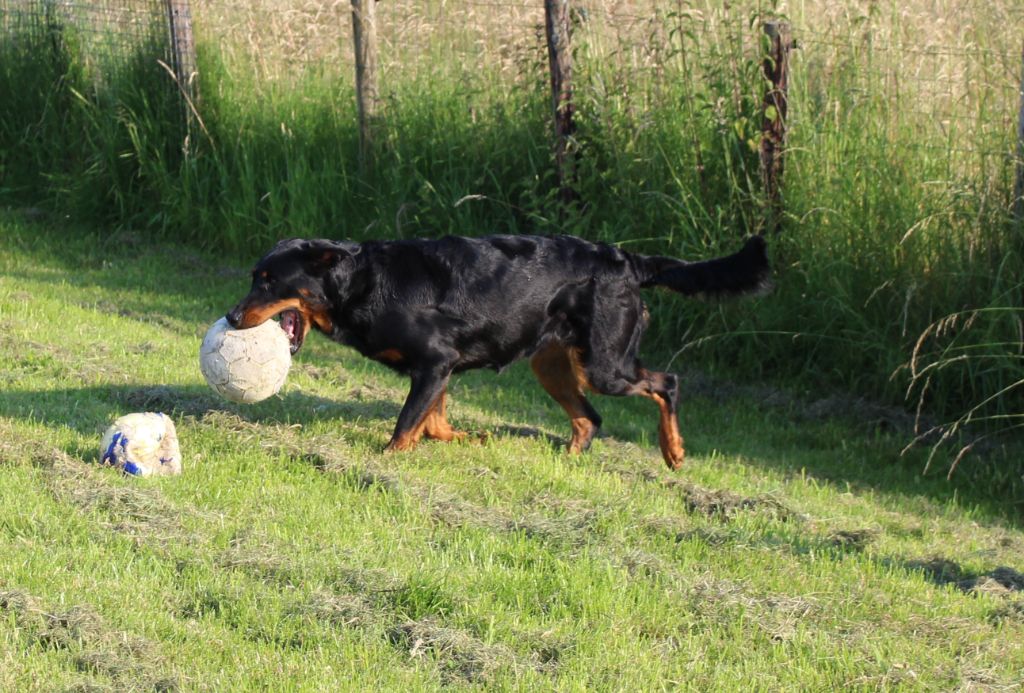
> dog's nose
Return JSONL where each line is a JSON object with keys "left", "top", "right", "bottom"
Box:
{"left": 225, "top": 307, "right": 243, "bottom": 328}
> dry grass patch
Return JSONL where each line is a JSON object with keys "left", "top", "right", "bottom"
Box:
{"left": 262, "top": 430, "right": 602, "bottom": 544}
{"left": 600, "top": 455, "right": 801, "bottom": 522}
{"left": 298, "top": 590, "right": 376, "bottom": 629}
{"left": 214, "top": 520, "right": 560, "bottom": 683}
{"left": 268, "top": 434, "right": 403, "bottom": 493}
{"left": 387, "top": 618, "right": 544, "bottom": 685}
{"left": 0, "top": 590, "right": 178, "bottom": 692}
{"left": 0, "top": 420, "right": 200, "bottom": 552}
{"left": 45, "top": 454, "right": 191, "bottom": 549}
{"left": 905, "top": 558, "right": 1024, "bottom": 595}
{"left": 826, "top": 528, "right": 880, "bottom": 551}
{"left": 83, "top": 300, "right": 186, "bottom": 334}
{"left": 217, "top": 534, "right": 296, "bottom": 584}
{"left": 989, "top": 600, "right": 1024, "bottom": 625}
{"left": 116, "top": 387, "right": 222, "bottom": 419}
{"left": 685, "top": 573, "right": 819, "bottom": 642}
{"left": 413, "top": 485, "right": 599, "bottom": 545}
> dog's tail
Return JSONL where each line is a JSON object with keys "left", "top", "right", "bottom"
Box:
{"left": 638, "top": 235, "right": 772, "bottom": 299}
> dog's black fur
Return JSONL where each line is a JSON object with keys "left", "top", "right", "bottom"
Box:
{"left": 227, "top": 234, "right": 770, "bottom": 468}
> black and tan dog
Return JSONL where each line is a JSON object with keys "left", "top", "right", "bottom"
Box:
{"left": 226, "top": 234, "right": 770, "bottom": 468}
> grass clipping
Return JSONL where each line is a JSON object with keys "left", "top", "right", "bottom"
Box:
{"left": 0, "top": 589, "right": 178, "bottom": 691}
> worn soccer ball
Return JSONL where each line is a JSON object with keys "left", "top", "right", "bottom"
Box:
{"left": 199, "top": 316, "right": 292, "bottom": 403}
{"left": 100, "top": 412, "right": 182, "bottom": 477}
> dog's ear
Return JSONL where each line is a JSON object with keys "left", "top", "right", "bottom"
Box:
{"left": 300, "top": 239, "right": 353, "bottom": 276}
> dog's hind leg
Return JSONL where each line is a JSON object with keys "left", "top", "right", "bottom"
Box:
{"left": 578, "top": 282, "right": 685, "bottom": 469}
{"left": 588, "top": 363, "right": 685, "bottom": 470}
{"left": 530, "top": 343, "right": 603, "bottom": 454}
{"left": 635, "top": 369, "right": 684, "bottom": 470}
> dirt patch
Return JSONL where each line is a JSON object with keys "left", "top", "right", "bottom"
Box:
{"left": 0, "top": 589, "right": 177, "bottom": 691}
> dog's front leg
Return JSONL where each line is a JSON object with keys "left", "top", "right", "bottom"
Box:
{"left": 385, "top": 363, "right": 454, "bottom": 452}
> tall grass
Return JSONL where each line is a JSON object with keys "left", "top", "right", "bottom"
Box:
{"left": 0, "top": 11, "right": 184, "bottom": 222}
{"left": 0, "top": 0, "right": 1021, "bottom": 441}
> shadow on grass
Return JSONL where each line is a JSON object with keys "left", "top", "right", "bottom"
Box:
{"left": 0, "top": 382, "right": 567, "bottom": 458}
{"left": 2, "top": 212, "right": 253, "bottom": 330}
{"left": 0, "top": 383, "right": 394, "bottom": 445}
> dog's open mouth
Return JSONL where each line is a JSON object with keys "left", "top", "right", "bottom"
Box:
{"left": 279, "top": 309, "right": 304, "bottom": 355}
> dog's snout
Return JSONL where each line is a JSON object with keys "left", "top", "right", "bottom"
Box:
{"left": 225, "top": 307, "right": 243, "bottom": 328}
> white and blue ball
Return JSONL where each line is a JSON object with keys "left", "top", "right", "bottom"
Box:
{"left": 100, "top": 412, "right": 182, "bottom": 477}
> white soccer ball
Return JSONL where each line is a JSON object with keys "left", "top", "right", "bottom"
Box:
{"left": 100, "top": 412, "right": 182, "bottom": 477}
{"left": 199, "top": 317, "right": 292, "bottom": 404}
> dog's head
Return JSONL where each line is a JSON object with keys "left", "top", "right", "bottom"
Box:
{"left": 226, "top": 238, "right": 352, "bottom": 354}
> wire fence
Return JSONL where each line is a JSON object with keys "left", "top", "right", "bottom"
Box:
{"left": 1, "top": 0, "right": 1021, "bottom": 162}
{"left": 0, "top": 0, "right": 172, "bottom": 73}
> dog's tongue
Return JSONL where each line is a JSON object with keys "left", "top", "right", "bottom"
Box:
{"left": 280, "top": 311, "right": 297, "bottom": 341}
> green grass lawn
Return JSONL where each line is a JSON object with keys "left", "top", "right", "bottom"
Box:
{"left": 1, "top": 210, "right": 1022, "bottom": 691}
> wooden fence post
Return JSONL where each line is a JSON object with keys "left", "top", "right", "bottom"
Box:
{"left": 44, "top": 0, "right": 63, "bottom": 63}
{"left": 760, "top": 21, "right": 792, "bottom": 234}
{"left": 351, "top": 0, "right": 380, "bottom": 166}
{"left": 1013, "top": 39, "right": 1024, "bottom": 226}
{"left": 165, "top": 0, "right": 198, "bottom": 146}
{"left": 166, "top": 0, "right": 197, "bottom": 92}
{"left": 544, "top": 0, "right": 577, "bottom": 206}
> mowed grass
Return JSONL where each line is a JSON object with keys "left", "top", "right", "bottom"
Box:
{"left": 1, "top": 210, "right": 1023, "bottom": 691}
